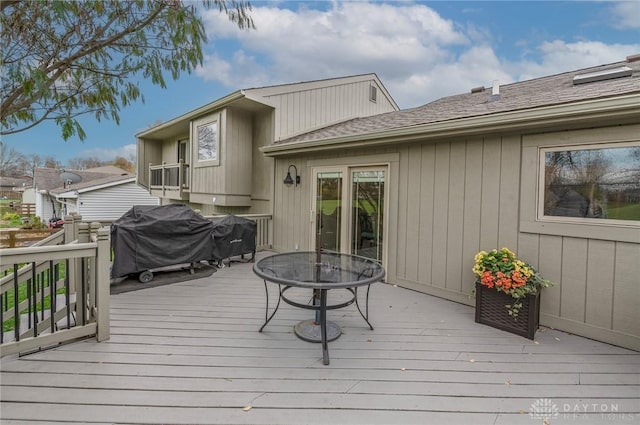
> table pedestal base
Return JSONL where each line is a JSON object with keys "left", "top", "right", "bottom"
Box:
{"left": 294, "top": 319, "right": 341, "bottom": 343}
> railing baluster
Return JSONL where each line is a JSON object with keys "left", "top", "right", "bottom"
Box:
{"left": 65, "top": 259, "right": 71, "bottom": 329}
{"left": 0, "top": 293, "right": 3, "bottom": 344}
{"left": 50, "top": 260, "right": 55, "bottom": 334}
{"left": 81, "top": 258, "right": 86, "bottom": 325}
{"left": 39, "top": 270, "right": 45, "bottom": 321}
{"left": 32, "top": 263, "right": 38, "bottom": 337}
{"left": 27, "top": 276, "right": 32, "bottom": 329}
{"left": 13, "top": 264, "right": 19, "bottom": 342}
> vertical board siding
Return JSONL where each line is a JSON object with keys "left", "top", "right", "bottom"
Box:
{"left": 497, "top": 136, "right": 521, "bottom": 250}
{"left": 190, "top": 108, "right": 252, "bottom": 199}
{"left": 224, "top": 108, "right": 252, "bottom": 195}
{"left": 267, "top": 80, "right": 397, "bottom": 141}
{"left": 431, "top": 143, "right": 450, "bottom": 288}
{"left": 445, "top": 142, "right": 466, "bottom": 293}
{"left": 270, "top": 127, "right": 639, "bottom": 349}
{"left": 395, "top": 146, "right": 410, "bottom": 279}
{"left": 585, "top": 240, "right": 615, "bottom": 329}
{"left": 417, "top": 144, "right": 436, "bottom": 288}
{"left": 461, "top": 140, "right": 483, "bottom": 295}
{"left": 397, "top": 137, "right": 522, "bottom": 295}
{"left": 538, "top": 235, "right": 563, "bottom": 317}
{"left": 612, "top": 243, "right": 640, "bottom": 336}
{"left": 404, "top": 145, "right": 422, "bottom": 282}
{"left": 560, "top": 238, "right": 589, "bottom": 322}
{"left": 479, "top": 138, "right": 501, "bottom": 250}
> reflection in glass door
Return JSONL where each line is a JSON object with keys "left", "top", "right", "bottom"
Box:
{"left": 315, "top": 171, "right": 343, "bottom": 252}
{"left": 351, "top": 170, "right": 384, "bottom": 262}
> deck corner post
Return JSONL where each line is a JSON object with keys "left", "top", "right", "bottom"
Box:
{"left": 94, "top": 225, "right": 110, "bottom": 342}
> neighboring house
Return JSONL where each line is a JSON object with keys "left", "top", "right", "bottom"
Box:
{"left": 259, "top": 56, "right": 639, "bottom": 350}
{"left": 0, "top": 176, "right": 32, "bottom": 199}
{"left": 33, "top": 166, "right": 159, "bottom": 223}
{"left": 135, "top": 74, "right": 398, "bottom": 215}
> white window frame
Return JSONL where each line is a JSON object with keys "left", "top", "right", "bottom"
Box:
{"left": 192, "top": 113, "right": 220, "bottom": 167}
{"left": 520, "top": 125, "right": 640, "bottom": 243}
{"left": 537, "top": 141, "right": 640, "bottom": 226}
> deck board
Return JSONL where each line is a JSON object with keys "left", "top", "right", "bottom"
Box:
{"left": 2, "top": 251, "right": 638, "bottom": 424}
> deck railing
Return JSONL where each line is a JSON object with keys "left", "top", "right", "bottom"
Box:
{"left": 205, "top": 213, "right": 273, "bottom": 251}
{"left": 0, "top": 215, "right": 110, "bottom": 357}
{"left": 149, "top": 160, "right": 189, "bottom": 197}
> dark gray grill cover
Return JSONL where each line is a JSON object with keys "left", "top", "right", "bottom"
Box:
{"left": 110, "top": 204, "right": 215, "bottom": 278}
{"left": 211, "top": 215, "right": 257, "bottom": 261}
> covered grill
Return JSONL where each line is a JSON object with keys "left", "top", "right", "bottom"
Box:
{"left": 211, "top": 214, "right": 257, "bottom": 264}
{"left": 110, "top": 204, "right": 216, "bottom": 281}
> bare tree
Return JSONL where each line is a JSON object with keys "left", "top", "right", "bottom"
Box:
{"left": 0, "top": 141, "right": 26, "bottom": 176}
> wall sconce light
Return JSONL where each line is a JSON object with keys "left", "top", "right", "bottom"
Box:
{"left": 283, "top": 164, "right": 300, "bottom": 187}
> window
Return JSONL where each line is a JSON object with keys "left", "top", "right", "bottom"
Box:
{"left": 178, "top": 139, "right": 188, "bottom": 163}
{"left": 540, "top": 143, "right": 640, "bottom": 222}
{"left": 197, "top": 120, "right": 218, "bottom": 162}
{"left": 369, "top": 84, "right": 377, "bottom": 103}
{"left": 521, "top": 126, "right": 640, "bottom": 243}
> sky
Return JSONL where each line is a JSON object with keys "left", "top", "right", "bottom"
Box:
{"left": 3, "top": 0, "right": 640, "bottom": 165}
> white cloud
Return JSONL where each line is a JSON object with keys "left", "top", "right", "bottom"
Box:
{"left": 511, "top": 40, "right": 640, "bottom": 82}
{"left": 610, "top": 2, "right": 640, "bottom": 29}
{"left": 78, "top": 144, "right": 137, "bottom": 161}
{"left": 197, "top": 2, "right": 640, "bottom": 108}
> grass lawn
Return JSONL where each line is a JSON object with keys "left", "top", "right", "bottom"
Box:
{"left": 606, "top": 202, "right": 640, "bottom": 220}
{"left": 2, "top": 262, "right": 67, "bottom": 333}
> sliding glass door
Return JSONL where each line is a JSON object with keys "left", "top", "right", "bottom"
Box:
{"left": 351, "top": 169, "right": 385, "bottom": 262}
{"left": 313, "top": 167, "right": 386, "bottom": 263}
{"left": 315, "top": 171, "right": 343, "bottom": 252}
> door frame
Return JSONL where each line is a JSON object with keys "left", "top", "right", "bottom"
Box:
{"left": 310, "top": 162, "right": 390, "bottom": 268}
{"left": 306, "top": 152, "right": 400, "bottom": 278}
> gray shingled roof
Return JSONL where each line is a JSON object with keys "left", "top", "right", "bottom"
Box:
{"left": 34, "top": 167, "right": 131, "bottom": 192}
{"left": 49, "top": 174, "right": 134, "bottom": 195}
{"left": 0, "top": 176, "right": 33, "bottom": 188}
{"left": 278, "top": 59, "right": 640, "bottom": 145}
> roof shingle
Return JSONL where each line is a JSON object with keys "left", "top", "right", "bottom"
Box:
{"left": 278, "top": 59, "right": 640, "bottom": 145}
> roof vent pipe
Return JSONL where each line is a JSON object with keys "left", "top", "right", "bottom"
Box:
{"left": 490, "top": 80, "right": 501, "bottom": 101}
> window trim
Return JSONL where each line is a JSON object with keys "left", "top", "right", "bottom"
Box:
{"left": 192, "top": 113, "right": 220, "bottom": 167}
{"left": 520, "top": 125, "right": 640, "bottom": 243}
{"left": 537, "top": 141, "right": 640, "bottom": 226}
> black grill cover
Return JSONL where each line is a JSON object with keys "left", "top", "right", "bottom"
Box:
{"left": 110, "top": 204, "right": 215, "bottom": 278}
{"left": 211, "top": 215, "right": 257, "bottom": 261}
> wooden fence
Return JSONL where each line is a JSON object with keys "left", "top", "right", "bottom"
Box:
{"left": 0, "top": 228, "right": 61, "bottom": 249}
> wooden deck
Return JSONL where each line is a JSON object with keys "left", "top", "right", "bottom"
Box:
{"left": 1, "top": 252, "right": 638, "bottom": 424}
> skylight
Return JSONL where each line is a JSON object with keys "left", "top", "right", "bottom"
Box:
{"left": 573, "top": 66, "right": 633, "bottom": 85}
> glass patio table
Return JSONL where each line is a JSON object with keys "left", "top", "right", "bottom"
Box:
{"left": 253, "top": 251, "right": 385, "bottom": 365}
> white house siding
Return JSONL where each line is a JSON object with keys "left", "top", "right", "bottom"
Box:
{"left": 78, "top": 182, "right": 159, "bottom": 222}
{"left": 22, "top": 188, "right": 36, "bottom": 204}
{"left": 35, "top": 192, "right": 59, "bottom": 222}
{"left": 271, "top": 126, "right": 639, "bottom": 351}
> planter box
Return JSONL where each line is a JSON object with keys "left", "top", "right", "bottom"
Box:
{"left": 475, "top": 281, "right": 540, "bottom": 339}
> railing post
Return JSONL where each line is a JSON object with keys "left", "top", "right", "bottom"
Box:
{"left": 162, "top": 161, "right": 166, "bottom": 196}
{"left": 64, "top": 214, "right": 77, "bottom": 293}
{"left": 77, "top": 222, "right": 90, "bottom": 325}
{"left": 178, "top": 159, "right": 183, "bottom": 197}
{"left": 94, "top": 225, "right": 110, "bottom": 342}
